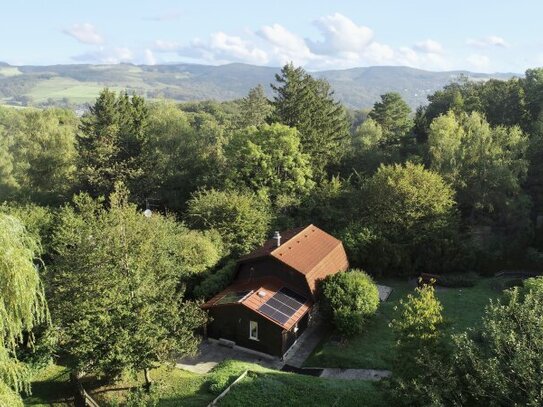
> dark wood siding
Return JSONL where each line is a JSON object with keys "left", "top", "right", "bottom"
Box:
{"left": 207, "top": 305, "right": 284, "bottom": 356}
{"left": 236, "top": 257, "right": 311, "bottom": 298}
{"left": 281, "top": 312, "right": 309, "bottom": 354}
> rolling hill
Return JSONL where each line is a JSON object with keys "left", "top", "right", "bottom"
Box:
{"left": 0, "top": 62, "right": 517, "bottom": 110}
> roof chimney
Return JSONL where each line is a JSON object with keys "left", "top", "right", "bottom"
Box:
{"left": 273, "top": 231, "right": 282, "bottom": 247}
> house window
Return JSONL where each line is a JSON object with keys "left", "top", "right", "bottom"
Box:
{"left": 249, "top": 321, "right": 259, "bottom": 340}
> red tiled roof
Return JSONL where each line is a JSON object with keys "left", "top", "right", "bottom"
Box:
{"left": 239, "top": 224, "right": 349, "bottom": 295}
{"left": 238, "top": 226, "right": 307, "bottom": 262}
{"left": 202, "top": 277, "right": 312, "bottom": 331}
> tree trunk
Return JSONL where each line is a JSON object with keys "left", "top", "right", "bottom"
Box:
{"left": 143, "top": 368, "right": 152, "bottom": 391}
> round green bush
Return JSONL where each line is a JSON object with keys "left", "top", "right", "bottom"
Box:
{"left": 321, "top": 269, "right": 380, "bottom": 336}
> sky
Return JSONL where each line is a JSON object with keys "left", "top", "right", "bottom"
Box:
{"left": 2, "top": 0, "right": 543, "bottom": 73}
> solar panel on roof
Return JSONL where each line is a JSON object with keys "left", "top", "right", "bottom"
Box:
{"left": 279, "top": 287, "right": 306, "bottom": 304}
{"left": 216, "top": 290, "right": 252, "bottom": 305}
{"left": 258, "top": 287, "right": 306, "bottom": 325}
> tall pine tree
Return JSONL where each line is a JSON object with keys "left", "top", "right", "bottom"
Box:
{"left": 271, "top": 63, "right": 349, "bottom": 177}
{"left": 77, "top": 89, "right": 149, "bottom": 201}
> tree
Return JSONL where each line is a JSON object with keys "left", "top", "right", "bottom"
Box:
{"left": 450, "top": 284, "right": 543, "bottom": 406}
{"left": 321, "top": 270, "right": 379, "bottom": 336}
{"left": 225, "top": 123, "right": 314, "bottom": 206}
{"left": 49, "top": 187, "right": 210, "bottom": 385}
{"left": 144, "top": 101, "right": 221, "bottom": 212}
{"left": 77, "top": 89, "right": 149, "bottom": 200}
{"left": 185, "top": 189, "right": 272, "bottom": 256}
{"left": 389, "top": 284, "right": 450, "bottom": 406}
{"left": 428, "top": 111, "right": 529, "bottom": 233}
{"left": 236, "top": 85, "right": 274, "bottom": 128}
{"left": 368, "top": 92, "right": 413, "bottom": 146}
{"left": 347, "top": 118, "right": 397, "bottom": 174}
{"left": 0, "top": 107, "right": 78, "bottom": 204}
{"left": 345, "top": 162, "right": 459, "bottom": 275}
{"left": 272, "top": 63, "right": 350, "bottom": 177}
{"left": 0, "top": 214, "right": 48, "bottom": 407}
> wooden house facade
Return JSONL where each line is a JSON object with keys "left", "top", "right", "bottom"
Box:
{"left": 202, "top": 225, "right": 349, "bottom": 357}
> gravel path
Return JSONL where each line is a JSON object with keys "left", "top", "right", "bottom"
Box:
{"left": 319, "top": 368, "right": 391, "bottom": 381}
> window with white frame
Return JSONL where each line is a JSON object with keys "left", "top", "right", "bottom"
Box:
{"left": 249, "top": 321, "right": 258, "bottom": 340}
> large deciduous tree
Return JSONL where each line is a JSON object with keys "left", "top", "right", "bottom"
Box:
{"left": 0, "top": 106, "right": 78, "bottom": 204}
{"left": 225, "top": 123, "right": 314, "bottom": 206}
{"left": 428, "top": 111, "right": 529, "bottom": 226}
{"left": 343, "top": 162, "right": 459, "bottom": 275}
{"left": 272, "top": 63, "right": 349, "bottom": 177}
{"left": 0, "top": 214, "right": 48, "bottom": 407}
{"left": 49, "top": 187, "right": 210, "bottom": 386}
{"left": 186, "top": 189, "right": 272, "bottom": 256}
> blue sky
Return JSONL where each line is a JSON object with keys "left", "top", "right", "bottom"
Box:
{"left": 2, "top": 0, "right": 542, "bottom": 73}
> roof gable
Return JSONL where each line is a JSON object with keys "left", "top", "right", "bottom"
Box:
{"left": 270, "top": 225, "right": 342, "bottom": 275}
{"left": 237, "top": 225, "right": 349, "bottom": 296}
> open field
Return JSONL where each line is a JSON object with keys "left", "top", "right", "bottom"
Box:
{"left": 0, "top": 66, "right": 22, "bottom": 76}
{"left": 27, "top": 77, "right": 134, "bottom": 104}
{"left": 305, "top": 276, "right": 504, "bottom": 369}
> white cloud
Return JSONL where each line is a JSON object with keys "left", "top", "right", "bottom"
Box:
{"left": 413, "top": 39, "right": 444, "bottom": 54}
{"left": 72, "top": 47, "right": 133, "bottom": 64}
{"left": 308, "top": 13, "right": 373, "bottom": 55}
{"left": 63, "top": 23, "right": 104, "bottom": 45}
{"left": 143, "top": 49, "right": 156, "bottom": 65}
{"left": 257, "top": 24, "right": 312, "bottom": 65}
{"left": 467, "top": 54, "right": 491, "bottom": 71}
{"left": 467, "top": 36, "right": 508, "bottom": 48}
{"left": 152, "top": 13, "right": 454, "bottom": 71}
{"left": 180, "top": 32, "right": 269, "bottom": 65}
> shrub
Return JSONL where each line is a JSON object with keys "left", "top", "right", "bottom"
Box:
{"left": 193, "top": 260, "right": 237, "bottom": 299}
{"left": 321, "top": 269, "right": 379, "bottom": 336}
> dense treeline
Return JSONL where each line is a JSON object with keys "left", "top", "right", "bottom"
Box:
{"left": 3, "top": 62, "right": 543, "bottom": 404}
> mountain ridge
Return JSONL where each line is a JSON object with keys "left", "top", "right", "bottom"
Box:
{"left": 0, "top": 62, "right": 519, "bottom": 109}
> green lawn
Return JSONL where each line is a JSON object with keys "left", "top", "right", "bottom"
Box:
{"left": 219, "top": 369, "right": 386, "bottom": 407}
{"left": 24, "top": 360, "right": 385, "bottom": 407}
{"left": 23, "top": 364, "right": 73, "bottom": 406}
{"left": 23, "top": 276, "right": 509, "bottom": 406}
{"left": 305, "top": 276, "right": 503, "bottom": 370}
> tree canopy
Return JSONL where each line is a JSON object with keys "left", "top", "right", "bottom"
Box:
{"left": 49, "top": 187, "right": 210, "bottom": 384}
{"left": 0, "top": 214, "right": 48, "bottom": 407}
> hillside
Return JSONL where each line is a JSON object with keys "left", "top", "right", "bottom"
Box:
{"left": 0, "top": 62, "right": 516, "bottom": 109}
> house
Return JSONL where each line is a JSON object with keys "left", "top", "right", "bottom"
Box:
{"left": 202, "top": 224, "right": 349, "bottom": 357}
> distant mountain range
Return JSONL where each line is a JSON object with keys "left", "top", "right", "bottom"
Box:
{"left": 0, "top": 62, "right": 518, "bottom": 110}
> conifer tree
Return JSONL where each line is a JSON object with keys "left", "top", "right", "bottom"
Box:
{"left": 236, "top": 85, "right": 273, "bottom": 128}
{"left": 77, "top": 89, "right": 149, "bottom": 200}
{"left": 272, "top": 63, "right": 349, "bottom": 177}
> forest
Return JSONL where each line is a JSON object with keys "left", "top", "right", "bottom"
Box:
{"left": 3, "top": 63, "right": 543, "bottom": 406}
